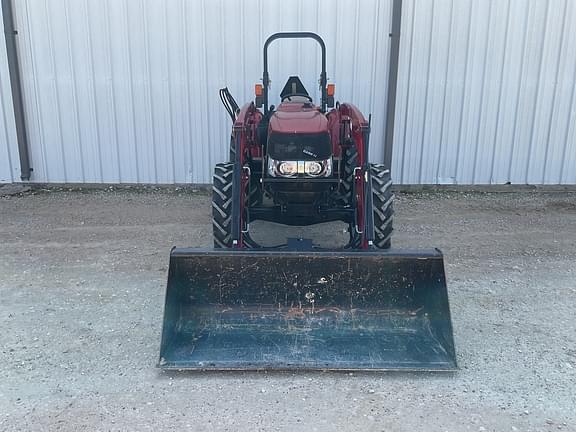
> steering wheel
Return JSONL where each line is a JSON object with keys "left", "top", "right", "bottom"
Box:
{"left": 282, "top": 93, "right": 313, "bottom": 102}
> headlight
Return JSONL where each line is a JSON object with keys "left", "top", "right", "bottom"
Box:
{"left": 278, "top": 161, "right": 298, "bottom": 176}
{"left": 268, "top": 157, "right": 332, "bottom": 177}
{"left": 305, "top": 161, "right": 323, "bottom": 176}
{"left": 307, "top": 158, "right": 332, "bottom": 177}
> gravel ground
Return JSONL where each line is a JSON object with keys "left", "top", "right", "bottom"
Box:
{"left": 0, "top": 188, "right": 575, "bottom": 431}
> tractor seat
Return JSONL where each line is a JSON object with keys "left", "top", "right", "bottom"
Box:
{"left": 281, "top": 94, "right": 313, "bottom": 103}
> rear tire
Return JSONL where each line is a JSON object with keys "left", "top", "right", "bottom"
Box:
{"left": 370, "top": 164, "right": 394, "bottom": 249}
{"left": 212, "top": 163, "right": 234, "bottom": 248}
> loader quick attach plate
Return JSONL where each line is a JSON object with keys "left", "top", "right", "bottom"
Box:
{"left": 159, "top": 249, "right": 457, "bottom": 371}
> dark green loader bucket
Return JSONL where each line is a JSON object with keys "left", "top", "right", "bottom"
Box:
{"left": 158, "top": 249, "right": 457, "bottom": 371}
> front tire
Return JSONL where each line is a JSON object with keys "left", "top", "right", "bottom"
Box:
{"left": 370, "top": 164, "right": 394, "bottom": 249}
{"left": 337, "top": 147, "right": 359, "bottom": 206}
{"left": 212, "top": 162, "right": 257, "bottom": 248}
{"left": 212, "top": 163, "right": 234, "bottom": 248}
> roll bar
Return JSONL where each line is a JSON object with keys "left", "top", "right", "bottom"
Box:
{"left": 262, "top": 32, "right": 328, "bottom": 114}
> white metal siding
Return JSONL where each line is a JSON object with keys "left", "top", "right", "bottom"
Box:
{"left": 394, "top": 0, "right": 576, "bottom": 184}
{"left": 3, "top": 0, "right": 576, "bottom": 185}
{"left": 0, "top": 7, "right": 19, "bottom": 183}
{"left": 13, "top": 0, "right": 392, "bottom": 184}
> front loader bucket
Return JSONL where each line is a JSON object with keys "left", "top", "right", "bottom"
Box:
{"left": 159, "top": 249, "right": 456, "bottom": 371}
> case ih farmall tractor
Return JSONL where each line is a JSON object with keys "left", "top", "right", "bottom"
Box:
{"left": 215, "top": 32, "right": 393, "bottom": 250}
{"left": 159, "top": 33, "right": 456, "bottom": 372}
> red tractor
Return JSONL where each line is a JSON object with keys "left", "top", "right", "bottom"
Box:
{"left": 159, "top": 33, "right": 456, "bottom": 372}
{"left": 215, "top": 32, "right": 393, "bottom": 250}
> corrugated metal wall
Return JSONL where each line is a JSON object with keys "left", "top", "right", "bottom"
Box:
{"left": 1, "top": 0, "right": 575, "bottom": 185}
{"left": 394, "top": 0, "right": 576, "bottom": 184}
{"left": 10, "top": 0, "right": 392, "bottom": 184}
{"left": 0, "top": 7, "right": 19, "bottom": 183}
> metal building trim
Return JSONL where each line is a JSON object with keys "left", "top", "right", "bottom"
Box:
{"left": 2, "top": 0, "right": 31, "bottom": 180}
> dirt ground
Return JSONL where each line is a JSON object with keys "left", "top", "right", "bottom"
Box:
{"left": 1, "top": 187, "right": 575, "bottom": 431}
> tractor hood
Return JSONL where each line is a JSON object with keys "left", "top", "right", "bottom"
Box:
{"left": 269, "top": 103, "right": 328, "bottom": 134}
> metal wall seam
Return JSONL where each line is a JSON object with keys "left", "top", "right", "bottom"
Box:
{"left": 0, "top": 4, "right": 17, "bottom": 183}
{"left": 1, "top": 0, "right": 29, "bottom": 182}
{"left": 0, "top": 43, "right": 17, "bottom": 182}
